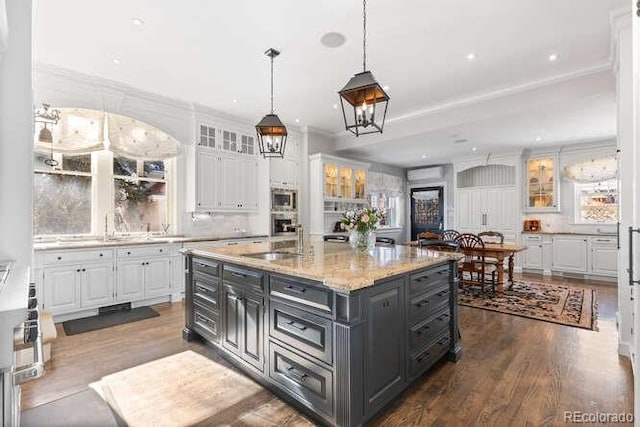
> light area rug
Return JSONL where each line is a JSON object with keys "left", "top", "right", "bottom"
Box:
{"left": 89, "top": 350, "right": 308, "bottom": 427}
{"left": 458, "top": 280, "right": 597, "bottom": 330}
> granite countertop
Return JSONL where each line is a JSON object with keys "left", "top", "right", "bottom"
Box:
{"left": 186, "top": 241, "right": 462, "bottom": 292}
{"left": 33, "top": 234, "right": 271, "bottom": 251}
{"left": 521, "top": 231, "right": 617, "bottom": 236}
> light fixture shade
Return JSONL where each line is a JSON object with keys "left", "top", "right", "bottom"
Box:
{"left": 38, "top": 125, "right": 53, "bottom": 143}
{"left": 256, "top": 113, "right": 288, "bottom": 158}
{"left": 338, "top": 71, "right": 390, "bottom": 136}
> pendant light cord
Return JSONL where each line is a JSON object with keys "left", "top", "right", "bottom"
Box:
{"left": 363, "top": 0, "right": 367, "bottom": 72}
{"left": 270, "top": 54, "right": 274, "bottom": 114}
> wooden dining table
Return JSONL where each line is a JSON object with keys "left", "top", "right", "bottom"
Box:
{"left": 406, "top": 241, "right": 526, "bottom": 292}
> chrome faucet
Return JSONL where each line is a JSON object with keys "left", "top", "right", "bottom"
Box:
{"left": 296, "top": 224, "right": 304, "bottom": 253}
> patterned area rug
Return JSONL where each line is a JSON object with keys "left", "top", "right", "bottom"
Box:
{"left": 458, "top": 280, "right": 597, "bottom": 330}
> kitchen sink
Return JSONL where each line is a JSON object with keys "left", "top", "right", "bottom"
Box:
{"left": 243, "top": 251, "right": 302, "bottom": 261}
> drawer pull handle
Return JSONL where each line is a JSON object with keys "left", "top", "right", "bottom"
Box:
{"left": 416, "top": 325, "right": 430, "bottom": 335}
{"left": 284, "top": 285, "right": 306, "bottom": 294}
{"left": 286, "top": 366, "right": 308, "bottom": 382}
{"left": 227, "top": 242, "right": 239, "bottom": 246}
{"left": 231, "top": 272, "right": 246, "bottom": 279}
{"left": 417, "top": 300, "right": 430, "bottom": 308}
{"left": 285, "top": 320, "right": 308, "bottom": 331}
{"left": 438, "top": 338, "right": 449, "bottom": 346}
{"left": 416, "top": 352, "right": 431, "bottom": 363}
{"left": 437, "top": 291, "right": 448, "bottom": 297}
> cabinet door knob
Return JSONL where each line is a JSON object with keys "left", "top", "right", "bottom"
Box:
{"left": 127, "top": 251, "right": 131, "bottom": 255}
{"left": 99, "top": 253, "right": 103, "bottom": 257}
{"left": 82, "top": 268, "right": 86, "bottom": 272}
{"left": 57, "top": 256, "right": 62, "bottom": 260}
{"left": 76, "top": 269, "right": 81, "bottom": 272}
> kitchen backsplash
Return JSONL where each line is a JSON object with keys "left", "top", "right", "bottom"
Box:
{"left": 181, "top": 212, "right": 265, "bottom": 237}
{"left": 532, "top": 212, "right": 617, "bottom": 234}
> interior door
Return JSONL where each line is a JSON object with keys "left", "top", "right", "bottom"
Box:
{"left": 410, "top": 186, "right": 444, "bottom": 239}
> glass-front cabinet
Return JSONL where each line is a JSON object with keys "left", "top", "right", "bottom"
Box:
{"left": 324, "top": 163, "right": 339, "bottom": 198}
{"left": 339, "top": 167, "right": 353, "bottom": 199}
{"left": 354, "top": 170, "right": 366, "bottom": 199}
{"left": 525, "top": 155, "right": 559, "bottom": 212}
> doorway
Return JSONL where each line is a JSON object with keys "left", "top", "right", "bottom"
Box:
{"left": 410, "top": 186, "right": 444, "bottom": 239}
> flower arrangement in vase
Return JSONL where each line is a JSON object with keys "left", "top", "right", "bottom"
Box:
{"left": 340, "top": 206, "right": 381, "bottom": 252}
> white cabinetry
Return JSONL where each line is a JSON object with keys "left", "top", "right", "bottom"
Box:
{"left": 116, "top": 259, "right": 146, "bottom": 302}
{"left": 590, "top": 237, "right": 617, "bottom": 276}
{"left": 270, "top": 158, "right": 298, "bottom": 189}
{"left": 457, "top": 186, "right": 517, "bottom": 241}
{"left": 552, "top": 235, "right": 589, "bottom": 272}
{"left": 195, "top": 148, "right": 259, "bottom": 212}
{"left": 44, "top": 266, "right": 82, "bottom": 314}
{"left": 81, "top": 263, "right": 115, "bottom": 308}
{"left": 522, "top": 235, "right": 544, "bottom": 269}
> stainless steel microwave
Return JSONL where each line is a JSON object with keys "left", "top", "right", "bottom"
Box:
{"left": 271, "top": 189, "right": 297, "bottom": 212}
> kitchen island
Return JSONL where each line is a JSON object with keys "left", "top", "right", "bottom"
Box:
{"left": 182, "top": 241, "right": 462, "bottom": 426}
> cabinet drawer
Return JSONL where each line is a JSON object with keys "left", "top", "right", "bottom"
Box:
{"left": 223, "top": 265, "right": 263, "bottom": 289}
{"left": 270, "top": 275, "right": 332, "bottom": 314}
{"left": 409, "top": 266, "right": 449, "bottom": 297}
{"left": 44, "top": 249, "right": 113, "bottom": 266}
{"left": 523, "top": 235, "right": 542, "bottom": 242}
{"left": 193, "top": 258, "right": 220, "bottom": 278}
{"left": 591, "top": 237, "right": 617, "bottom": 245}
{"left": 193, "top": 308, "right": 220, "bottom": 343}
{"left": 270, "top": 300, "right": 333, "bottom": 364}
{"left": 117, "top": 245, "right": 169, "bottom": 259}
{"left": 408, "top": 309, "right": 450, "bottom": 353}
{"left": 269, "top": 342, "right": 333, "bottom": 418}
{"left": 409, "top": 285, "right": 449, "bottom": 324}
{"left": 193, "top": 279, "right": 219, "bottom": 311}
{"left": 408, "top": 333, "right": 450, "bottom": 378}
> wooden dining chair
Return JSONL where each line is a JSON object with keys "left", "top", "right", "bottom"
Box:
{"left": 418, "top": 239, "right": 460, "bottom": 253}
{"left": 440, "top": 229, "right": 461, "bottom": 242}
{"left": 455, "top": 233, "right": 496, "bottom": 293}
{"left": 416, "top": 231, "right": 441, "bottom": 240}
{"left": 477, "top": 231, "right": 504, "bottom": 244}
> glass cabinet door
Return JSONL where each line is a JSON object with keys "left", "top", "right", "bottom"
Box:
{"left": 324, "top": 163, "right": 338, "bottom": 198}
{"left": 526, "top": 157, "right": 557, "bottom": 210}
{"left": 339, "top": 167, "right": 353, "bottom": 199}
{"left": 354, "top": 170, "right": 366, "bottom": 199}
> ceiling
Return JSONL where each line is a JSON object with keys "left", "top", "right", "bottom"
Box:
{"left": 33, "top": 0, "right": 627, "bottom": 167}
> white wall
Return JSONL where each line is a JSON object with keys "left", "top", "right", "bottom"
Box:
{"left": 0, "top": 0, "right": 32, "bottom": 269}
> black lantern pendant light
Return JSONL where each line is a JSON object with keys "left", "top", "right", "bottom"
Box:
{"left": 256, "top": 48, "right": 287, "bottom": 158}
{"left": 338, "top": 0, "right": 389, "bottom": 136}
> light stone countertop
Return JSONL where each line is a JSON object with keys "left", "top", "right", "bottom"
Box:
{"left": 521, "top": 231, "right": 617, "bottom": 237}
{"left": 33, "top": 234, "right": 272, "bottom": 251}
{"left": 185, "top": 241, "right": 463, "bottom": 292}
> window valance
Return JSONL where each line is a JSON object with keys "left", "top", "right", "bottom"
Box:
{"left": 563, "top": 156, "right": 617, "bottom": 183}
{"left": 368, "top": 171, "right": 403, "bottom": 196}
{"left": 34, "top": 108, "right": 181, "bottom": 160}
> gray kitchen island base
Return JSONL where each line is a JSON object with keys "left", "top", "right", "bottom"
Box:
{"left": 182, "top": 253, "right": 461, "bottom": 427}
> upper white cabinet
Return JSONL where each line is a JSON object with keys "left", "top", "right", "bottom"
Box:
{"left": 199, "top": 123, "right": 257, "bottom": 157}
{"left": 270, "top": 158, "right": 298, "bottom": 189}
{"left": 524, "top": 154, "right": 560, "bottom": 212}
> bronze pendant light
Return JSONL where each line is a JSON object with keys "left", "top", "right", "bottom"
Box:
{"left": 256, "top": 48, "right": 287, "bottom": 158}
{"left": 338, "top": 0, "right": 389, "bottom": 136}
{"left": 34, "top": 103, "right": 61, "bottom": 167}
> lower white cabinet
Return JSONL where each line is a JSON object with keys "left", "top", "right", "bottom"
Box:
{"left": 590, "top": 237, "right": 617, "bottom": 276}
{"left": 81, "top": 263, "right": 115, "bottom": 308}
{"left": 551, "top": 236, "right": 589, "bottom": 273}
{"left": 521, "top": 234, "right": 617, "bottom": 278}
{"left": 43, "top": 265, "right": 83, "bottom": 314}
{"left": 144, "top": 258, "right": 171, "bottom": 297}
{"left": 116, "top": 259, "right": 146, "bottom": 302}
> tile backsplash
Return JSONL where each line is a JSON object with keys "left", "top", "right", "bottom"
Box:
{"left": 531, "top": 213, "right": 616, "bottom": 234}
{"left": 181, "top": 212, "right": 265, "bottom": 237}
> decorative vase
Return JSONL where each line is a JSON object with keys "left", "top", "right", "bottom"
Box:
{"left": 349, "top": 229, "right": 376, "bottom": 253}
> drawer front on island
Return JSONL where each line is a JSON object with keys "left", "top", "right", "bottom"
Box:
{"left": 193, "top": 277, "right": 220, "bottom": 311}
{"left": 270, "top": 300, "right": 333, "bottom": 365}
{"left": 408, "top": 308, "right": 450, "bottom": 353}
{"left": 193, "top": 258, "right": 221, "bottom": 278}
{"left": 409, "top": 265, "right": 449, "bottom": 296}
{"left": 408, "top": 331, "right": 450, "bottom": 379}
{"left": 269, "top": 341, "right": 334, "bottom": 419}
{"left": 193, "top": 308, "right": 220, "bottom": 343}
{"left": 223, "top": 265, "right": 264, "bottom": 290}
{"left": 270, "top": 275, "right": 333, "bottom": 315}
{"left": 408, "top": 284, "right": 449, "bottom": 324}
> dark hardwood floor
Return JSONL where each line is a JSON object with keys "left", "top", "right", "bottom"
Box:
{"left": 22, "top": 274, "right": 633, "bottom": 426}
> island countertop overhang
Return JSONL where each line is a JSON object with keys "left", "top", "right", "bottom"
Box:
{"left": 182, "top": 241, "right": 462, "bottom": 292}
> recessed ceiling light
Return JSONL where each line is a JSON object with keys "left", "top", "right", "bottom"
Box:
{"left": 232, "top": 98, "right": 238, "bottom": 104}
{"left": 466, "top": 53, "right": 476, "bottom": 61}
{"left": 422, "top": 155, "right": 427, "bottom": 159}
{"left": 548, "top": 53, "right": 558, "bottom": 62}
{"left": 333, "top": 104, "right": 338, "bottom": 109}
{"left": 453, "top": 139, "right": 468, "bottom": 144}
{"left": 535, "top": 136, "right": 542, "bottom": 142}
{"left": 383, "top": 85, "right": 390, "bottom": 91}
{"left": 131, "top": 17, "right": 144, "bottom": 26}
{"left": 320, "top": 32, "right": 346, "bottom": 48}
{"left": 472, "top": 147, "right": 477, "bottom": 151}
{"left": 295, "top": 118, "right": 300, "bottom": 123}
{"left": 112, "top": 58, "right": 121, "bottom": 65}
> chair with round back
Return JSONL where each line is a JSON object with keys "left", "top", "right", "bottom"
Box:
{"left": 440, "top": 229, "right": 461, "bottom": 242}
{"left": 455, "top": 233, "right": 496, "bottom": 293}
{"left": 416, "top": 231, "right": 441, "bottom": 240}
{"left": 477, "top": 231, "right": 504, "bottom": 244}
{"left": 418, "top": 239, "right": 460, "bottom": 253}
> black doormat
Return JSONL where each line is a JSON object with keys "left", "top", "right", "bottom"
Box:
{"left": 62, "top": 306, "right": 159, "bottom": 336}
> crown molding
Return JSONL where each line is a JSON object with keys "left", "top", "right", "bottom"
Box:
{"left": 609, "top": 7, "right": 632, "bottom": 74}
{"left": 382, "top": 63, "right": 613, "bottom": 129}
